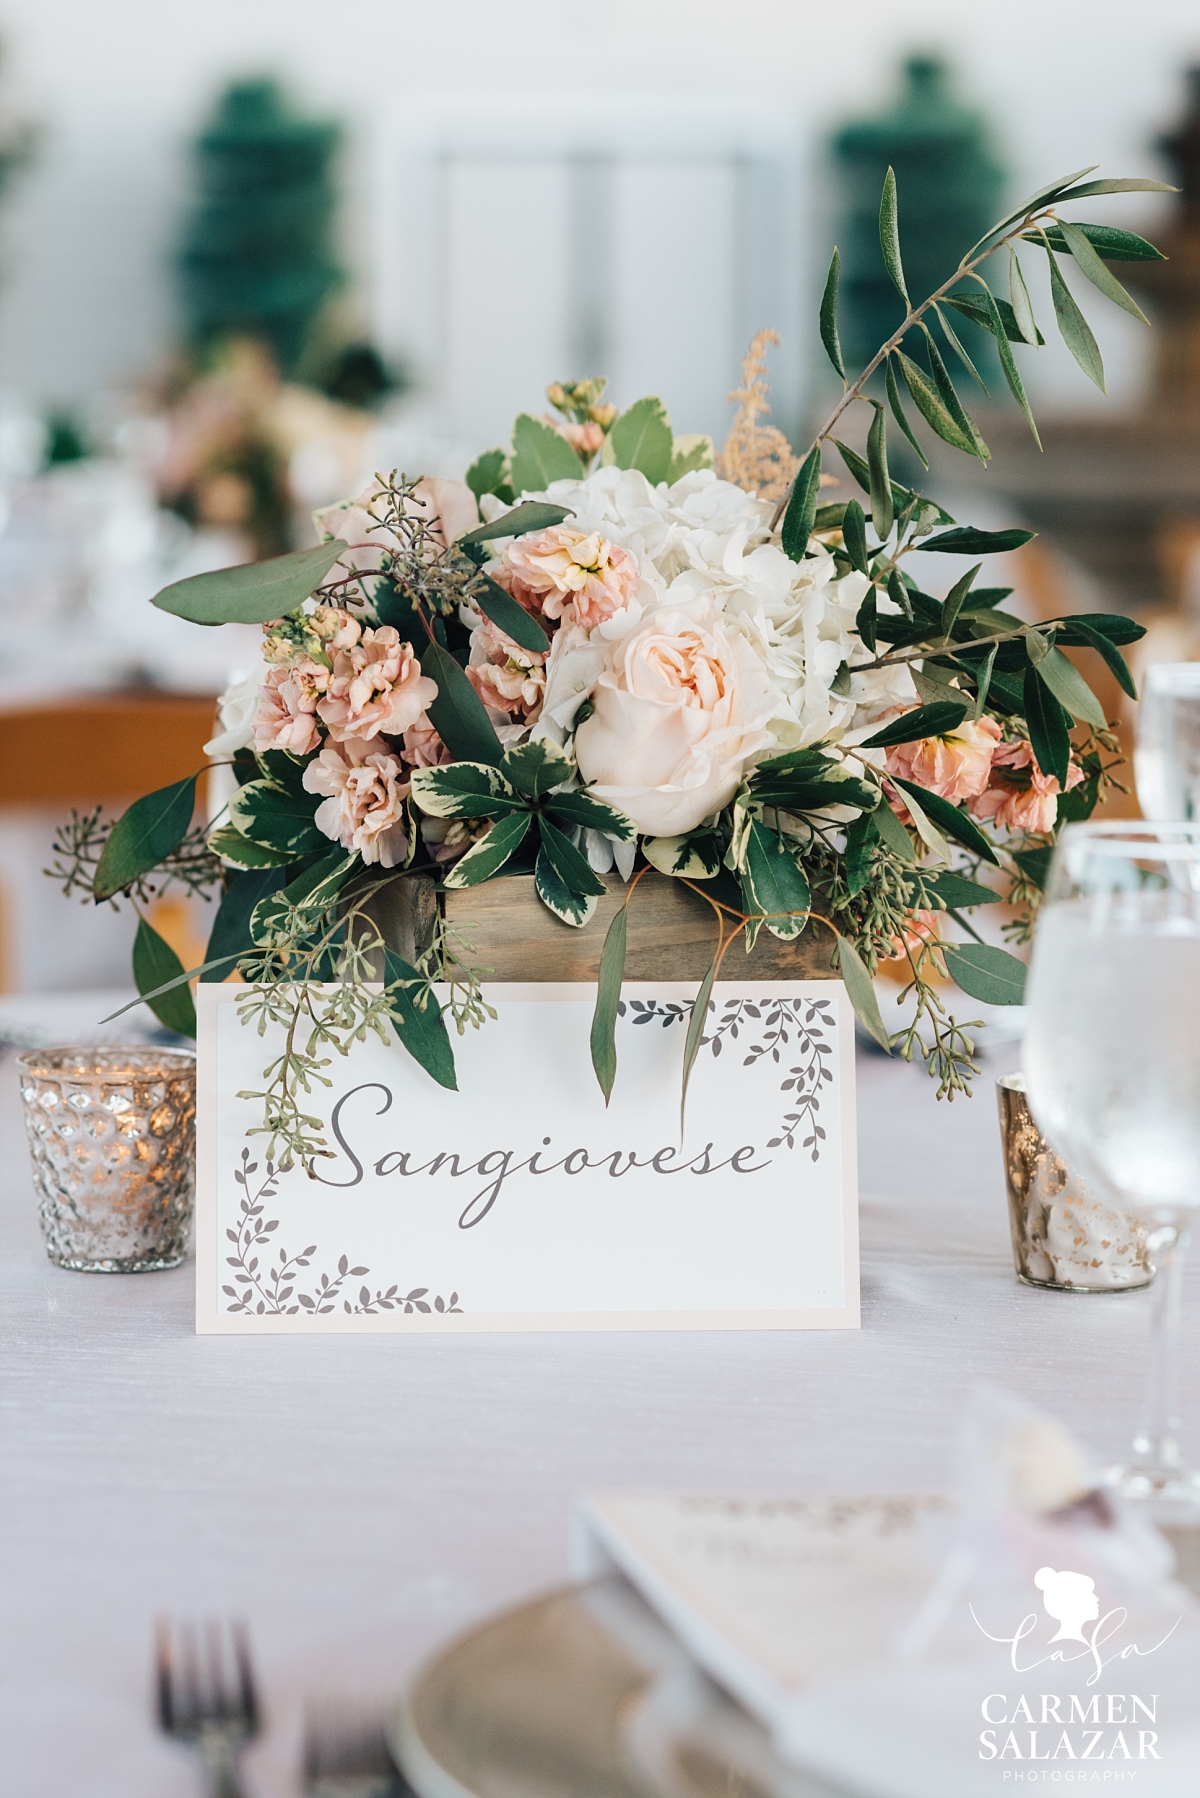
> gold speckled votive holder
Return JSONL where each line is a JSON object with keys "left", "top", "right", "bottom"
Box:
{"left": 996, "top": 1071, "right": 1151, "bottom": 1292}
{"left": 18, "top": 1045, "right": 196, "bottom": 1272}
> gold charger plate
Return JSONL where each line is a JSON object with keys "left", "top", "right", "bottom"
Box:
{"left": 388, "top": 1576, "right": 849, "bottom": 1798}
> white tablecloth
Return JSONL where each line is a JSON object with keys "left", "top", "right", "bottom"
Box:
{"left": 2, "top": 1037, "right": 1196, "bottom": 1797}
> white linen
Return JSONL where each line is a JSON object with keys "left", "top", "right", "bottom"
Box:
{"left": 1, "top": 1036, "right": 1196, "bottom": 1797}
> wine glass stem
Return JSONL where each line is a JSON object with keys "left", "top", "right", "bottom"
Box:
{"left": 1131, "top": 1223, "right": 1189, "bottom": 1474}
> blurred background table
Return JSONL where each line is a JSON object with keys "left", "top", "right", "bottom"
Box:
{"left": 2, "top": 1036, "right": 1196, "bottom": 1798}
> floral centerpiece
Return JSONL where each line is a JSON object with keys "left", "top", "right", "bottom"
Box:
{"left": 54, "top": 163, "right": 1167, "bottom": 1170}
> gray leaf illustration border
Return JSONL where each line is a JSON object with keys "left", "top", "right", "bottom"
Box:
{"left": 618, "top": 994, "right": 835, "bottom": 1161}
{"left": 222, "top": 1149, "right": 463, "bottom": 1317}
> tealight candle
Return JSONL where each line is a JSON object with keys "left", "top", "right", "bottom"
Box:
{"left": 996, "top": 1072, "right": 1152, "bottom": 1292}
{"left": 17, "top": 1045, "right": 196, "bottom": 1272}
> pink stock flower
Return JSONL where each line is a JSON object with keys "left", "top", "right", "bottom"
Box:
{"left": 302, "top": 737, "right": 411, "bottom": 867}
{"left": 307, "top": 605, "right": 362, "bottom": 650}
{"left": 400, "top": 713, "right": 452, "bottom": 769}
{"left": 252, "top": 658, "right": 330, "bottom": 757}
{"left": 465, "top": 619, "right": 546, "bottom": 722}
{"left": 493, "top": 525, "right": 639, "bottom": 630}
{"left": 883, "top": 711, "right": 1002, "bottom": 805}
{"left": 316, "top": 627, "right": 438, "bottom": 743}
{"left": 969, "top": 739, "right": 1085, "bottom": 834}
{"left": 547, "top": 416, "right": 605, "bottom": 457}
{"left": 314, "top": 476, "right": 479, "bottom": 578}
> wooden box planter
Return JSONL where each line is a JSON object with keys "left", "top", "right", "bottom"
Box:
{"left": 377, "top": 871, "right": 839, "bottom": 984}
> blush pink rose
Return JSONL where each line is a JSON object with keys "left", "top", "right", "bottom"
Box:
{"left": 252, "top": 658, "right": 330, "bottom": 756}
{"left": 883, "top": 711, "right": 1002, "bottom": 803}
{"left": 969, "top": 739, "right": 1085, "bottom": 834}
{"left": 574, "top": 598, "right": 778, "bottom": 837}
{"left": 302, "top": 737, "right": 411, "bottom": 867}
{"left": 316, "top": 627, "right": 438, "bottom": 743}
{"left": 493, "top": 526, "right": 639, "bottom": 630}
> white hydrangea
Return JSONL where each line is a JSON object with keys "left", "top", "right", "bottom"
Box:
{"left": 490, "top": 466, "right": 915, "bottom": 768}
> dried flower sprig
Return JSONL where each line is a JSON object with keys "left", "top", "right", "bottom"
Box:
{"left": 715, "top": 329, "right": 801, "bottom": 503}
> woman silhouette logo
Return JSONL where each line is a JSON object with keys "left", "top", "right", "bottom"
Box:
{"left": 1034, "top": 1567, "right": 1101, "bottom": 1643}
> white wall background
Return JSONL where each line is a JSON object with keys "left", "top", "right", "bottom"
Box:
{"left": 0, "top": 0, "right": 1197, "bottom": 442}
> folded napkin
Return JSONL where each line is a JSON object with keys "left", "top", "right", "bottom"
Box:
{"left": 574, "top": 1389, "right": 1200, "bottom": 1798}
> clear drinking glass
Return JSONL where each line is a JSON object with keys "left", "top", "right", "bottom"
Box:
{"left": 1023, "top": 822, "right": 1200, "bottom": 1509}
{"left": 1135, "top": 663, "right": 1200, "bottom": 821}
{"left": 17, "top": 1045, "right": 196, "bottom": 1271}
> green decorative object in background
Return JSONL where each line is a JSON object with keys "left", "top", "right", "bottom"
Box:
{"left": 831, "top": 55, "right": 1005, "bottom": 376}
{"left": 177, "top": 79, "right": 343, "bottom": 376}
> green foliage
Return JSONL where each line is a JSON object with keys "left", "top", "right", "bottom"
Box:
{"left": 1025, "top": 222, "right": 1164, "bottom": 262}
{"left": 420, "top": 638, "right": 504, "bottom": 766}
{"left": 382, "top": 948, "right": 458, "bottom": 1091}
{"left": 207, "top": 825, "right": 294, "bottom": 869}
{"left": 781, "top": 446, "right": 822, "bottom": 562}
{"left": 510, "top": 413, "right": 584, "bottom": 492}
{"left": 94, "top": 776, "right": 199, "bottom": 901}
{"left": 889, "top": 778, "right": 999, "bottom": 864}
{"left": 607, "top": 396, "right": 674, "bottom": 483}
{"left": 1044, "top": 241, "right": 1106, "bottom": 390}
{"left": 740, "top": 823, "right": 812, "bottom": 941}
{"left": 472, "top": 573, "right": 550, "bottom": 655}
{"left": 861, "top": 701, "right": 969, "bottom": 748}
{"left": 152, "top": 540, "right": 348, "bottom": 626}
{"left": 866, "top": 404, "right": 893, "bottom": 539}
{"left": 408, "top": 761, "right": 525, "bottom": 819}
{"left": 837, "top": 934, "right": 891, "bottom": 1051}
{"left": 229, "top": 779, "right": 324, "bottom": 856}
{"left": 819, "top": 248, "right": 846, "bottom": 379}
{"left": 589, "top": 903, "right": 629, "bottom": 1104}
{"left": 667, "top": 435, "right": 714, "bottom": 481}
{"left": 457, "top": 502, "right": 571, "bottom": 549}
{"left": 442, "top": 812, "right": 532, "bottom": 888}
{"left": 133, "top": 917, "right": 197, "bottom": 1037}
{"left": 940, "top": 941, "right": 1027, "bottom": 1005}
{"left": 920, "top": 525, "right": 1034, "bottom": 555}
{"left": 464, "top": 447, "right": 513, "bottom": 504}
{"left": 202, "top": 866, "right": 289, "bottom": 980}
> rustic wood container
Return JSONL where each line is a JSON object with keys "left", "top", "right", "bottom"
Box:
{"left": 376, "top": 872, "right": 839, "bottom": 984}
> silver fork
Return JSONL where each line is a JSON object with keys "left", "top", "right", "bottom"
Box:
{"left": 156, "top": 1617, "right": 260, "bottom": 1797}
{"left": 303, "top": 1700, "right": 408, "bottom": 1797}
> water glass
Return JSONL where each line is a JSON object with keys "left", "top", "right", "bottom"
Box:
{"left": 1023, "top": 822, "right": 1200, "bottom": 1509}
{"left": 18, "top": 1045, "right": 196, "bottom": 1271}
{"left": 1135, "top": 662, "right": 1200, "bottom": 820}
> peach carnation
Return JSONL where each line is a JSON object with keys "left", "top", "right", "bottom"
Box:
{"left": 883, "top": 711, "right": 1002, "bottom": 804}
{"left": 252, "top": 658, "right": 330, "bottom": 757}
{"left": 968, "top": 739, "right": 1084, "bottom": 835}
{"left": 493, "top": 525, "right": 639, "bottom": 630}
{"left": 302, "top": 737, "right": 411, "bottom": 867}
{"left": 316, "top": 626, "right": 438, "bottom": 743}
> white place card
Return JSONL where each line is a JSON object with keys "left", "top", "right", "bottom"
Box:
{"left": 195, "top": 981, "right": 858, "bottom": 1333}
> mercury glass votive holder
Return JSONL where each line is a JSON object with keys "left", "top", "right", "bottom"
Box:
{"left": 17, "top": 1045, "right": 196, "bottom": 1272}
{"left": 996, "top": 1071, "right": 1152, "bottom": 1292}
